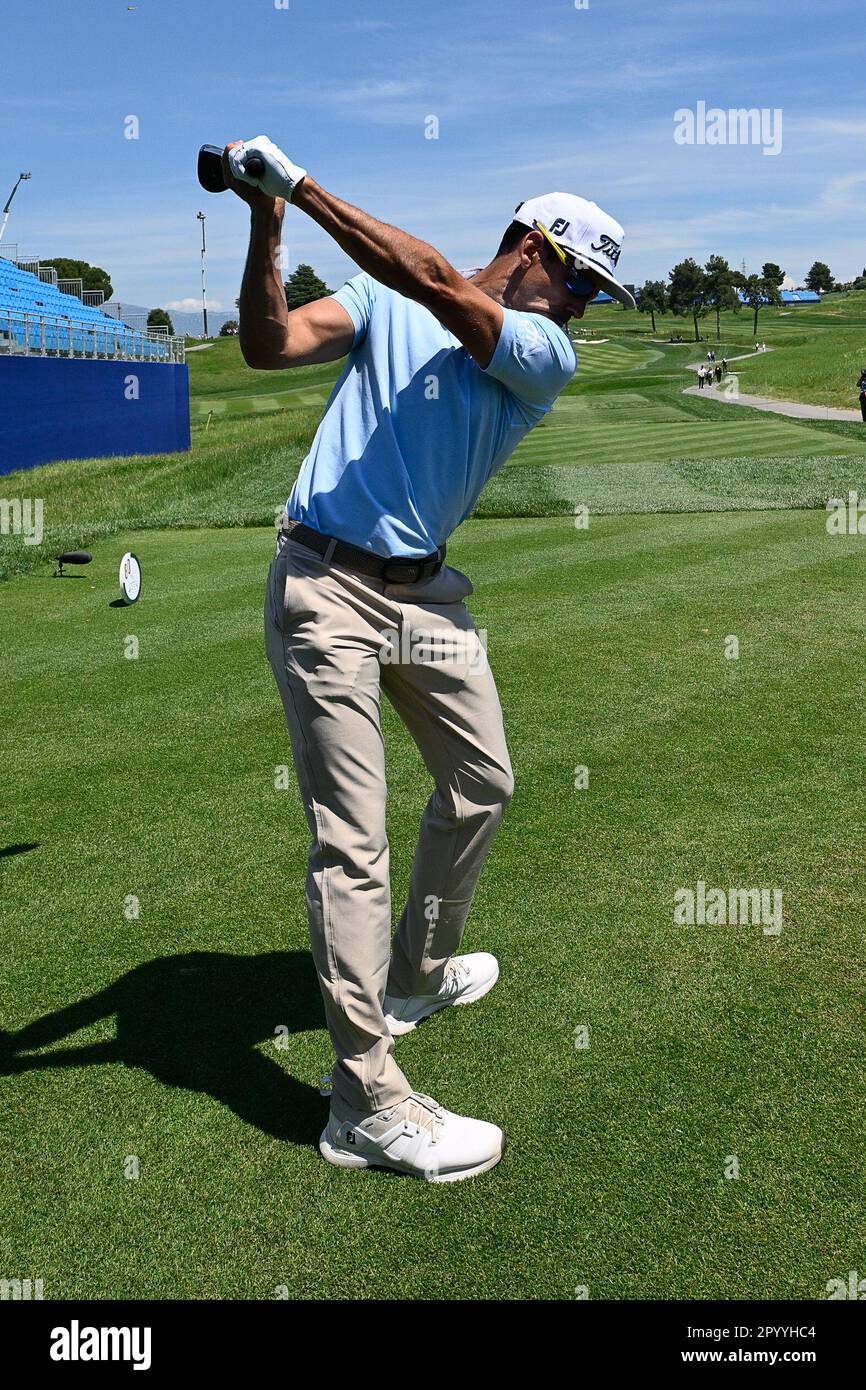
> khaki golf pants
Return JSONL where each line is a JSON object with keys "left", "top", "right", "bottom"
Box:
{"left": 264, "top": 528, "right": 514, "bottom": 1115}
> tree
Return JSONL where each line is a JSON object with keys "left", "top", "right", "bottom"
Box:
{"left": 147, "top": 307, "right": 175, "bottom": 334}
{"left": 638, "top": 280, "right": 667, "bottom": 334}
{"left": 668, "top": 258, "right": 709, "bottom": 341}
{"left": 40, "top": 257, "right": 113, "bottom": 301}
{"left": 736, "top": 275, "right": 762, "bottom": 335}
{"left": 219, "top": 319, "right": 239, "bottom": 336}
{"left": 734, "top": 267, "right": 783, "bottom": 337}
{"left": 805, "top": 261, "right": 834, "bottom": 293}
{"left": 284, "top": 263, "right": 332, "bottom": 311}
{"left": 703, "top": 255, "right": 739, "bottom": 339}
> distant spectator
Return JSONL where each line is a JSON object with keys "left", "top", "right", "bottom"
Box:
{"left": 715, "top": 363, "right": 722, "bottom": 383}
{"left": 859, "top": 368, "right": 866, "bottom": 422}
{"left": 721, "top": 357, "right": 728, "bottom": 375}
{"left": 698, "top": 365, "right": 706, "bottom": 389}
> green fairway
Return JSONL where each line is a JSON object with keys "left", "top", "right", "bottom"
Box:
{"left": 2, "top": 516, "right": 864, "bottom": 1299}
{"left": 186, "top": 343, "right": 340, "bottom": 421}
{"left": 585, "top": 287, "right": 866, "bottom": 411}
{"left": 3, "top": 325, "right": 866, "bottom": 581}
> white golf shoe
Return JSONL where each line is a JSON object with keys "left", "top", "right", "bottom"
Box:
{"left": 319, "top": 1092, "right": 504, "bottom": 1182}
{"left": 384, "top": 952, "right": 500, "bottom": 1036}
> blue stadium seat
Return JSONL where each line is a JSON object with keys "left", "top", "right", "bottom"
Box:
{"left": 0, "top": 256, "right": 174, "bottom": 360}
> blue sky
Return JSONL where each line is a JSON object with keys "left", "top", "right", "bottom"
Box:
{"left": 2, "top": 0, "right": 864, "bottom": 315}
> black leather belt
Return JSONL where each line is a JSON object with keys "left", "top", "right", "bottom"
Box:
{"left": 281, "top": 517, "right": 446, "bottom": 584}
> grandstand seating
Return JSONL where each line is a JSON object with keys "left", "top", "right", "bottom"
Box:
{"left": 0, "top": 256, "right": 177, "bottom": 361}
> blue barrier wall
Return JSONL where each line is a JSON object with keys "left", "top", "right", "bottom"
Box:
{"left": 0, "top": 357, "right": 190, "bottom": 475}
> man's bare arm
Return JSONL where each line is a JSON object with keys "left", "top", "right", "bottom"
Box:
{"left": 237, "top": 201, "right": 286, "bottom": 367}
{"left": 292, "top": 176, "right": 503, "bottom": 368}
{"left": 224, "top": 144, "right": 355, "bottom": 370}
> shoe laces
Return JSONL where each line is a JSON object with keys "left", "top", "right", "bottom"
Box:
{"left": 373, "top": 1094, "right": 445, "bottom": 1144}
{"left": 404, "top": 1093, "right": 445, "bottom": 1145}
{"left": 442, "top": 956, "right": 470, "bottom": 997}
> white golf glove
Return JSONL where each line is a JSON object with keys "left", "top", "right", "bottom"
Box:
{"left": 227, "top": 135, "right": 307, "bottom": 201}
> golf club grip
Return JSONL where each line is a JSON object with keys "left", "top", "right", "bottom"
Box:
{"left": 243, "top": 154, "right": 265, "bottom": 178}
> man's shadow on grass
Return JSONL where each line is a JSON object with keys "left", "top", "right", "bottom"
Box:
{"left": 0, "top": 951, "right": 327, "bottom": 1147}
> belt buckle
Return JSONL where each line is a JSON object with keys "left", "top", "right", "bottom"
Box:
{"left": 383, "top": 547, "right": 442, "bottom": 585}
{"left": 383, "top": 559, "right": 422, "bottom": 584}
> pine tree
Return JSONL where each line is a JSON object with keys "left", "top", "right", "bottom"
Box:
{"left": 668, "top": 258, "right": 709, "bottom": 342}
{"left": 147, "top": 307, "right": 175, "bottom": 334}
{"left": 284, "top": 264, "right": 333, "bottom": 311}
{"left": 637, "top": 280, "right": 667, "bottom": 334}
{"left": 804, "top": 261, "right": 834, "bottom": 293}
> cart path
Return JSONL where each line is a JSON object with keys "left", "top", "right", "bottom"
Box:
{"left": 682, "top": 348, "right": 862, "bottom": 421}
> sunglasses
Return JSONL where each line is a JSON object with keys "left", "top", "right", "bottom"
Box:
{"left": 533, "top": 219, "right": 602, "bottom": 300}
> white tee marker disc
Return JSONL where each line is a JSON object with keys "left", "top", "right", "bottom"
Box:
{"left": 119, "top": 551, "right": 142, "bottom": 605}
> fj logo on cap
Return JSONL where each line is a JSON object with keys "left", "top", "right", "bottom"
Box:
{"left": 590, "top": 234, "right": 622, "bottom": 266}
{"left": 549, "top": 217, "right": 571, "bottom": 236}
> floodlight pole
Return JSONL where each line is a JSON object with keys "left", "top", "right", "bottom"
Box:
{"left": 0, "top": 172, "right": 32, "bottom": 244}
{"left": 197, "top": 211, "right": 208, "bottom": 338}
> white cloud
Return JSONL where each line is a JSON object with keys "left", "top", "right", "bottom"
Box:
{"left": 815, "top": 171, "right": 866, "bottom": 213}
{"left": 288, "top": 78, "right": 422, "bottom": 106}
{"left": 802, "top": 118, "right": 866, "bottom": 138}
{"left": 165, "top": 297, "right": 224, "bottom": 312}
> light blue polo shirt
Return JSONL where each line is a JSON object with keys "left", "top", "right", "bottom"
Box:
{"left": 285, "top": 271, "right": 576, "bottom": 558}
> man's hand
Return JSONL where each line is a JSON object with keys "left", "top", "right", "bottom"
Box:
{"left": 221, "top": 142, "right": 284, "bottom": 214}
{"left": 224, "top": 135, "right": 307, "bottom": 204}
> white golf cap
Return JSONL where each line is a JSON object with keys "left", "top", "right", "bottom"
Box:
{"left": 513, "top": 193, "right": 635, "bottom": 308}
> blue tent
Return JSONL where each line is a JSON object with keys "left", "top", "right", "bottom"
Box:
{"left": 736, "top": 288, "right": 820, "bottom": 305}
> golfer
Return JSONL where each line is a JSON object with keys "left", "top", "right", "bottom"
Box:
{"left": 223, "top": 135, "right": 633, "bottom": 1182}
